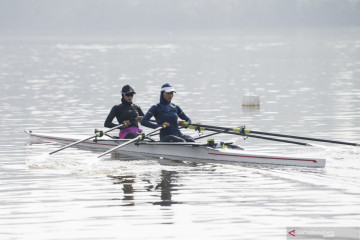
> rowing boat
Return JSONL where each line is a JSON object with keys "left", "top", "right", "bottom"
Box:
{"left": 25, "top": 130, "right": 326, "bottom": 168}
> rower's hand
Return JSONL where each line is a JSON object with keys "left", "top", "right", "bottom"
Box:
{"left": 177, "top": 120, "right": 187, "bottom": 127}
{"left": 122, "top": 120, "right": 131, "bottom": 128}
{"left": 162, "top": 122, "right": 170, "bottom": 128}
{"left": 136, "top": 116, "right": 143, "bottom": 122}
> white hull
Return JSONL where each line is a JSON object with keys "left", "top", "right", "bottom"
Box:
{"left": 26, "top": 131, "right": 326, "bottom": 168}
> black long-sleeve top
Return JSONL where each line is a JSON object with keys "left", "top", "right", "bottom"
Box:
{"left": 104, "top": 99, "right": 144, "bottom": 128}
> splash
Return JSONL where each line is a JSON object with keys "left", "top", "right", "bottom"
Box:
{"left": 26, "top": 153, "right": 53, "bottom": 169}
{"left": 26, "top": 152, "right": 129, "bottom": 176}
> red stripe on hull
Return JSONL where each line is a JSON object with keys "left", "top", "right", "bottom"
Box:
{"left": 30, "top": 134, "right": 118, "bottom": 147}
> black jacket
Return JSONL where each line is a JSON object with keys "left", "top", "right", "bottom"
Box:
{"left": 104, "top": 99, "right": 144, "bottom": 128}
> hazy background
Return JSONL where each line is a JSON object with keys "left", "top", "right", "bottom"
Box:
{"left": 1, "top": 0, "right": 359, "bottom": 36}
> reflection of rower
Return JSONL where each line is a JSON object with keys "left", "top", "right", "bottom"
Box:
{"left": 109, "top": 175, "right": 135, "bottom": 205}
{"left": 153, "top": 170, "right": 181, "bottom": 206}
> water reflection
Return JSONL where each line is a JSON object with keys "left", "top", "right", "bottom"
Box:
{"left": 242, "top": 105, "right": 260, "bottom": 112}
{"left": 109, "top": 170, "right": 182, "bottom": 207}
{"left": 153, "top": 170, "right": 181, "bottom": 206}
{"left": 110, "top": 175, "right": 136, "bottom": 206}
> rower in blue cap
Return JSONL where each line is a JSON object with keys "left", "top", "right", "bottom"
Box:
{"left": 141, "top": 83, "right": 195, "bottom": 142}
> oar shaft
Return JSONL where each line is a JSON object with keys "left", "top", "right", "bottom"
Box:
{"left": 194, "top": 131, "right": 224, "bottom": 140}
{"left": 49, "top": 135, "right": 95, "bottom": 155}
{"left": 103, "top": 124, "right": 126, "bottom": 134}
{"left": 203, "top": 128, "right": 310, "bottom": 146}
{"left": 246, "top": 134, "right": 311, "bottom": 146}
{"left": 49, "top": 124, "right": 124, "bottom": 155}
{"left": 97, "top": 126, "right": 163, "bottom": 158}
{"left": 188, "top": 123, "right": 232, "bottom": 132}
{"left": 249, "top": 130, "right": 359, "bottom": 146}
{"left": 97, "top": 136, "right": 140, "bottom": 158}
{"left": 187, "top": 122, "right": 359, "bottom": 147}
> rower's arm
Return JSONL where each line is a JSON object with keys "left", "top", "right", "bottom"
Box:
{"left": 140, "top": 106, "right": 160, "bottom": 129}
{"left": 104, "top": 106, "right": 119, "bottom": 128}
{"left": 137, "top": 106, "right": 145, "bottom": 116}
{"left": 176, "top": 106, "right": 191, "bottom": 124}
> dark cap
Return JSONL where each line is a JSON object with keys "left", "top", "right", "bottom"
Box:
{"left": 121, "top": 85, "right": 136, "bottom": 95}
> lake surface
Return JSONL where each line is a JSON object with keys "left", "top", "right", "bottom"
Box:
{"left": 1, "top": 28, "right": 360, "bottom": 239}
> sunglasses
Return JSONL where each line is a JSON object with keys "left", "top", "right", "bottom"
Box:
{"left": 124, "top": 93, "right": 134, "bottom": 97}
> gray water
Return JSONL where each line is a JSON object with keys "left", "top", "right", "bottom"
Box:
{"left": 1, "top": 28, "right": 360, "bottom": 240}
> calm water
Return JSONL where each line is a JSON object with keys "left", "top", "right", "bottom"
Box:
{"left": 1, "top": 28, "right": 360, "bottom": 240}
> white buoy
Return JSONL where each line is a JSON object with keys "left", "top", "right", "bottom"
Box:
{"left": 242, "top": 95, "right": 260, "bottom": 106}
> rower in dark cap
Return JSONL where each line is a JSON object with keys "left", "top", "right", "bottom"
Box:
{"left": 104, "top": 85, "right": 144, "bottom": 139}
{"left": 141, "top": 83, "right": 194, "bottom": 142}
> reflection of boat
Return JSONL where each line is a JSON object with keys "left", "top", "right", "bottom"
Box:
{"left": 25, "top": 130, "right": 326, "bottom": 168}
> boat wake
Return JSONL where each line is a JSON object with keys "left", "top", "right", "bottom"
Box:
{"left": 25, "top": 151, "right": 130, "bottom": 175}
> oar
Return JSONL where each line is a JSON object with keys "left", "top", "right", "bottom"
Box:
{"left": 194, "top": 130, "right": 226, "bottom": 140}
{"left": 97, "top": 126, "right": 163, "bottom": 158}
{"left": 192, "top": 126, "right": 310, "bottom": 146}
{"left": 184, "top": 122, "right": 359, "bottom": 146}
{"left": 184, "top": 122, "right": 248, "bottom": 134}
{"left": 235, "top": 132, "right": 311, "bottom": 146}
{"left": 247, "top": 130, "right": 360, "bottom": 147}
{"left": 49, "top": 124, "right": 124, "bottom": 155}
